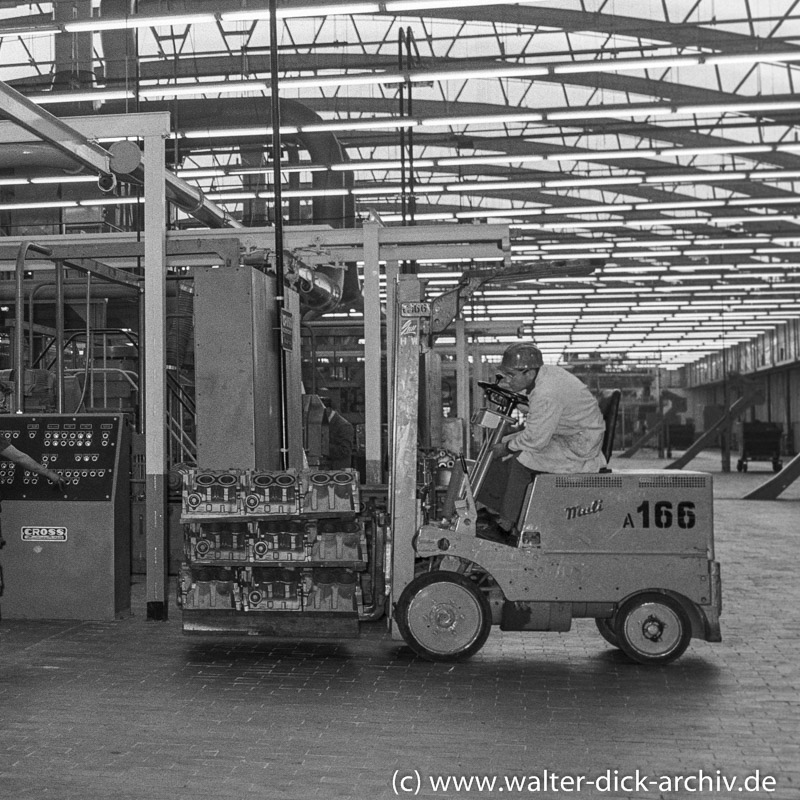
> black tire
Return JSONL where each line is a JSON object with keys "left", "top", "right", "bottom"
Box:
{"left": 773, "top": 460, "right": 782, "bottom": 473}
{"left": 396, "top": 571, "right": 492, "bottom": 662}
{"left": 736, "top": 460, "right": 744, "bottom": 472}
{"left": 614, "top": 592, "right": 692, "bottom": 665}
{"left": 595, "top": 617, "right": 621, "bottom": 649}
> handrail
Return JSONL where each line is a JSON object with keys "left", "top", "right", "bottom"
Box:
{"left": 15, "top": 241, "right": 52, "bottom": 412}
{"left": 167, "top": 411, "right": 197, "bottom": 465}
{"left": 35, "top": 328, "right": 139, "bottom": 370}
{"left": 166, "top": 370, "right": 196, "bottom": 416}
{"left": 64, "top": 367, "right": 139, "bottom": 391}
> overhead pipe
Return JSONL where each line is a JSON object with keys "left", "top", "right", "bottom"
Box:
{"left": 23, "top": 93, "right": 361, "bottom": 309}
{"left": 296, "top": 266, "right": 343, "bottom": 316}
{"left": 0, "top": 78, "right": 241, "bottom": 231}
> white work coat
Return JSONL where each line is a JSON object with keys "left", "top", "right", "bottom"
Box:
{"left": 503, "top": 364, "right": 607, "bottom": 473}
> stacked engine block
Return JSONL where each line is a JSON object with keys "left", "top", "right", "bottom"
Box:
{"left": 179, "top": 468, "right": 366, "bottom": 634}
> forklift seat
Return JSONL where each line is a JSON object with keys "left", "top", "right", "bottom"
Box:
{"left": 599, "top": 389, "right": 621, "bottom": 464}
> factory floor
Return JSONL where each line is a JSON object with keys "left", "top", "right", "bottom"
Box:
{"left": 1, "top": 451, "right": 798, "bottom": 800}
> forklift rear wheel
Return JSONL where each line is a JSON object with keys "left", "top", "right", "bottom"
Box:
{"left": 773, "top": 459, "right": 782, "bottom": 472}
{"left": 595, "top": 617, "right": 620, "bottom": 649}
{"left": 615, "top": 592, "right": 692, "bottom": 665}
{"left": 396, "top": 572, "right": 492, "bottom": 662}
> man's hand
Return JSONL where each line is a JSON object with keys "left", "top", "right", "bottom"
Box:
{"left": 46, "top": 471, "right": 67, "bottom": 493}
{"left": 491, "top": 441, "right": 511, "bottom": 459}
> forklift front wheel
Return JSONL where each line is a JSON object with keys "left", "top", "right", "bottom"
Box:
{"left": 396, "top": 572, "right": 492, "bottom": 662}
{"left": 615, "top": 592, "right": 692, "bottom": 665}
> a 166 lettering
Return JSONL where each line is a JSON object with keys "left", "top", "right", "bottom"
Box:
{"left": 623, "top": 500, "right": 696, "bottom": 529}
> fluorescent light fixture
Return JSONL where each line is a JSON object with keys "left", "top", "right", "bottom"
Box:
{"left": 27, "top": 89, "right": 135, "bottom": 104}
{"left": 421, "top": 112, "right": 543, "bottom": 126}
{"left": 221, "top": 3, "right": 381, "bottom": 21}
{"left": 544, "top": 176, "right": 643, "bottom": 188}
{"left": 753, "top": 170, "right": 800, "bottom": 180}
{"left": 447, "top": 180, "right": 542, "bottom": 192}
{"left": 641, "top": 200, "right": 726, "bottom": 211}
{"left": 703, "top": 50, "right": 800, "bottom": 65}
{"left": 0, "top": 201, "right": 78, "bottom": 210}
{"left": 679, "top": 100, "right": 800, "bottom": 114}
{"left": 380, "top": 212, "right": 456, "bottom": 222}
{"left": 1, "top": 24, "right": 60, "bottom": 38}
{"left": 281, "top": 188, "right": 349, "bottom": 198}
{"left": 30, "top": 175, "right": 96, "bottom": 185}
{"left": 178, "top": 126, "right": 299, "bottom": 138}
{"left": 686, "top": 248, "right": 754, "bottom": 256}
{"left": 138, "top": 81, "right": 268, "bottom": 99}
{"left": 302, "top": 118, "right": 417, "bottom": 132}
{"left": 64, "top": 13, "right": 216, "bottom": 31}
{"left": 384, "top": 0, "right": 525, "bottom": 9}
{"left": 610, "top": 250, "right": 682, "bottom": 258}
{"left": 194, "top": 168, "right": 250, "bottom": 178}
{"left": 281, "top": 72, "right": 400, "bottom": 89}
{"left": 544, "top": 204, "right": 634, "bottom": 215}
{"left": 279, "top": 3, "right": 382, "bottom": 17}
{"left": 455, "top": 207, "right": 547, "bottom": 220}
{"left": 222, "top": 0, "right": 519, "bottom": 17}
{"left": 674, "top": 145, "right": 772, "bottom": 157}
{"left": 205, "top": 192, "right": 257, "bottom": 201}
{"left": 536, "top": 242, "right": 612, "bottom": 251}
{"left": 413, "top": 65, "right": 549, "bottom": 82}
{"left": 547, "top": 105, "right": 676, "bottom": 121}
{"left": 554, "top": 55, "right": 702, "bottom": 74}
{"left": 332, "top": 158, "right": 436, "bottom": 171}
{"left": 645, "top": 172, "right": 747, "bottom": 184}
{"left": 437, "top": 154, "right": 544, "bottom": 167}
{"left": 79, "top": 197, "right": 141, "bottom": 206}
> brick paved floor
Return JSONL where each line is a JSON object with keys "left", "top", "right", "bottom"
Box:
{"left": 0, "top": 451, "right": 798, "bottom": 800}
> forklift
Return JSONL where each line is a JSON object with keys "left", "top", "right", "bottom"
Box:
{"left": 177, "top": 263, "right": 721, "bottom": 668}
{"left": 388, "top": 274, "right": 722, "bottom": 665}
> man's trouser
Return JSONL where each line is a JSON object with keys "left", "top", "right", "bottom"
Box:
{"left": 475, "top": 454, "right": 539, "bottom": 529}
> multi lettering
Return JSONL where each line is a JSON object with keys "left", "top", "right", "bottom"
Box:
{"left": 564, "top": 499, "right": 603, "bottom": 520}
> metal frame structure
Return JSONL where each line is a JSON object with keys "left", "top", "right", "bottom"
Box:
{"left": 0, "top": 219, "right": 512, "bottom": 614}
{"left": 1, "top": 2, "right": 799, "bottom": 371}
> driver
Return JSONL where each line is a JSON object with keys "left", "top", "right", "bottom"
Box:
{"left": 477, "top": 343, "right": 606, "bottom": 535}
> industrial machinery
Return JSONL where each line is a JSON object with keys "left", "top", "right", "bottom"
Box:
{"left": 395, "top": 382, "right": 722, "bottom": 664}
{"left": 0, "top": 220, "right": 721, "bottom": 665}
{"left": 175, "top": 263, "right": 721, "bottom": 665}
{"left": 0, "top": 413, "right": 130, "bottom": 620}
{"left": 177, "top": 466, "right": 384, "bottom": 636}
{"left": 383, "top": 271, "right": 722, "bottom": 665}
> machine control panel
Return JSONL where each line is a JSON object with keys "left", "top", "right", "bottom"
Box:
{"left": 0, "top": 414, "right": 123, "bottom": 501}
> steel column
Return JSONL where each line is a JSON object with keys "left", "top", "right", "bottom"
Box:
{"left": 54, "top": 260, "right": 65, "bottom": 412}
{"left": 363, "top": 221, "right": 383, "bottom": 484}
{"left": 143, "top": 132, "right": 168, "bottom": 621}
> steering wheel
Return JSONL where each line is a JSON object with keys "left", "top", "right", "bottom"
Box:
{"left": 477, "top": 380, "right": 527, "bottom": 410}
